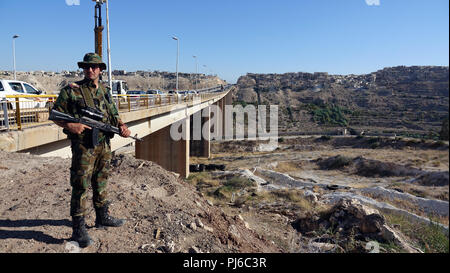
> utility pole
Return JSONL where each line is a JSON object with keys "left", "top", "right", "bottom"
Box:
{"left": 105, "top": 0, "right": 112, "bottom": 90}
{"left": 94, "top": 1, "right": 104, "bottom": 58}
{"left": 93, "top": 0, "right": 111, "bottom": 87}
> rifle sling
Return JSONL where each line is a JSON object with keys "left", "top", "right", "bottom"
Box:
{"left": 79, "top": 85, "right": 100, "bottom": 146}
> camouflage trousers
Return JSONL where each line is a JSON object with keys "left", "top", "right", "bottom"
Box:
{"left": 70, "top": 140, "right": 112, "bottom": 217}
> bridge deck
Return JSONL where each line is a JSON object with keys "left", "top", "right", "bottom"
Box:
{"left": 0, "top": 86, "right": 233, "bottom": 156}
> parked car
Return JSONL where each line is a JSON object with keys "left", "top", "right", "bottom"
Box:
{"left": 0, "top": 79, "right": 44, "bottom": 95}
{"left": 126, "top": 90, "right": 146, "bottom": 97}
{"left": 0, "top": 79, "right": 46, "bottom": 109}
{"left": 168, "top": 90, "right": 182, "bottom": 100}
{"left": 146, "top": 89, "right": 164, "bottom": 95}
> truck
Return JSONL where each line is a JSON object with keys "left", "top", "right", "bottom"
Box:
{"left": 110, "top": 80, "right": 128, "bottom": 95}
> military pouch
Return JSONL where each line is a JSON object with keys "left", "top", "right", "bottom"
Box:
{"left": 92, "top": 128, "right": 100, "bottom": 147}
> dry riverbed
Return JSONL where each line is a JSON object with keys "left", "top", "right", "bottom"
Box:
{"left": 189, "top": 136, "right": 449, "bottom": 253}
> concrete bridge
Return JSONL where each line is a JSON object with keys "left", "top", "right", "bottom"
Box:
{"left": 0, "top": 86, "right": 234, "bottom": 178}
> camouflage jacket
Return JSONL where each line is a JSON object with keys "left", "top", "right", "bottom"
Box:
{"left": 52, "top": 78, "right": 122, "bottom": 144}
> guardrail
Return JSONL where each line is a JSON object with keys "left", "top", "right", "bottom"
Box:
{"left": 1, "top": 95, "right": 57, "bottom": 131}
{"left": 0, "top": 85, "right": 232, "bottom": 131}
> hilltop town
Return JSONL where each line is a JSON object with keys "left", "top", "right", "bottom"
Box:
{"left": 0, "top": 70, "right": 227, "bottom": 94}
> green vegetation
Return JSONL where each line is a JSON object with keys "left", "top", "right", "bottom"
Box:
{"left": 249, "top": 189, "right": 316, "bottom": 212}
{"left": 222, "top": 176, "right": 255, "bottom": 191}
{"left": 303, "top": 103, "right": 349, "bottom": 127}
{"left": 397, "top": 131, "right": 443, "bottom": 141}
{"left": 186, "top": 172, "right": 220, "bottom": 191}
{"left": 213, "top": 176, "right": 256, "bottom": 200}
{"left": 232, "top": 100, "right": 258, "bottom": 108}
{"left": 385, "top": 213, "right": 449, "bottom": 253}
{"left": 370, "top": 142, "right": 380, "bottom": 149}
{"left": 367, "top": 137, "right": 382, "bottom": 149}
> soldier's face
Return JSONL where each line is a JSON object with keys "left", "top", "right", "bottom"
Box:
{"left": 83, "top": 65, "right": 101, "bottom": 81}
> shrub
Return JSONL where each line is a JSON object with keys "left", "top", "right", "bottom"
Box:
{"left": 222, "top": 176, "right": 256, "bottom": 191}
{"left": 318, "top": 155, "right": 353, "bottom": 170}
{"left": 308, "top": 103, "right": 349, "bottom": 126}
{"left": 370, "top": 142, "right": 380, "bottom": 149}
{"left": 318, "top": 135, "right": 332, "bottom": 141}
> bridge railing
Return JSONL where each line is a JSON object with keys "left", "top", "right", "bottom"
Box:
{"left": 113, "top": 88, "right": 227, "bottom": 112}
{"left": 1, "top": 85, "right": 231, "bottom": 131}
{"left": 1, "top": 95, "right": 57, "bottom": 131}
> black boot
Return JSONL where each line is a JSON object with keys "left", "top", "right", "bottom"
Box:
{"left": 95, "top": 203, "right": 126, "bottom": 228}
{"left": 71, "top": 216, "right": 93, "bottom": 248}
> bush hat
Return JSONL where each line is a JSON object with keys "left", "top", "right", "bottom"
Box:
{"left": 78, "top": 53, "right": 107, "bottom": 70}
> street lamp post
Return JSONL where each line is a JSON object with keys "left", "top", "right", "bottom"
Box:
{"left": 203, "top": 65, "right": 214, "bottom": 76}
{"left": 193, "top": 55, "right": 198, "bottom": 91}
{"left": 12, "top": 35, "right": 19, "bottom": 80}
{"left": 172, "top": 36, "right": 179, "bottom": 91}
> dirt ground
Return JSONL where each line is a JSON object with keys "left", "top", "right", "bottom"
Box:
{"left": 191, "top": 136, "right": 449, "bottom": 253}
{"left": 0, "top": 135, "right": 448, "bottom": 253}
{"left": 0, "top": 151, "right": 279, "bottom": 253}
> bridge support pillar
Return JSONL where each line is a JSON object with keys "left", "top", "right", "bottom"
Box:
{"left": 225, "top": 91, "right": 233, "bottom": 108}
{"left": 190, "top": 107, "right": 210, "bottom": 158}
{"left": 212, "top": 101, "right": 224, "bottom": 140}
{"left": 222, "top": 92, "right": 233, "bottom": 139}
{"left": 136, "top": 119, "right": 190, "bottom": 178}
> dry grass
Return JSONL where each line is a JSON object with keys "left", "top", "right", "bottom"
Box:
{"left": 315, "top": 148, "right": 449, "bottom": 171}
{"left": 186, "top": 172, "right": 221, "bottom": 190}
{"left": 190, "top": 138, "right": 450, "bottom": 253}
{"left": 359, "top": 191, "right": 449, "bottom": 226}
{"left": 248, "top": 188, "right": 331, "bottom": 215}
{"left": 384, "top": 213, "right": 449, "bottom": 253}
{"left": 273, "top": 161, "right": 303, "bottom": 173}
{"left": 387, "top": 182, "right": 449, "bottom": 202}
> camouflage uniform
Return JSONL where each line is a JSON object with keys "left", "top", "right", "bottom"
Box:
{"left": 53, "top": 78, "right": 122, "bottom": 217}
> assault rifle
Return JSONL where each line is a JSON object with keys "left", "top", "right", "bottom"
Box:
{"left": 49, "top": 109, "right": 142, "bottom": 142}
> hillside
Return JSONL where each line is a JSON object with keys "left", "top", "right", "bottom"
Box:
{"left": 233, "top": 66, "right": 449, "bottom": 137}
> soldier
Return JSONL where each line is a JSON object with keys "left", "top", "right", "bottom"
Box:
{"left": 52, "top": 53, "right": 131, "bottom": 248}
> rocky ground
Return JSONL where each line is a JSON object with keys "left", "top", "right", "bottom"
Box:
{"left": 0, "top": 151, "right": 278, "bottom": 253}
{"left": 0, "top": 135, "right": 448, "bottom": 253}
{"left": 190, "top": 136, "right": 449, "bottom": 253}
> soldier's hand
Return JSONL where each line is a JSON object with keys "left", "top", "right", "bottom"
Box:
{"left": 66, "top": 123, "right": 91, "bottom": 135}
{"left": 119, "top": 123, "right": 131, "bottom": 138}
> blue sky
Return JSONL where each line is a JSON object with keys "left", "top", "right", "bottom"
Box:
{"left": 0, "top": 0, "right": 448, "bottom": 83}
